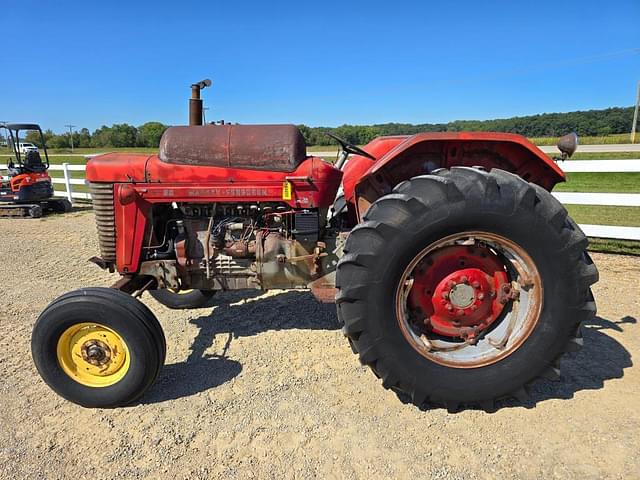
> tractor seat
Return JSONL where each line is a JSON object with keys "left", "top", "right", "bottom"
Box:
{"left": 23, "top": 150, "right": 47, "bottom": 173}
{"left": 159, "top": 124, "right": 307, "bottom": 172}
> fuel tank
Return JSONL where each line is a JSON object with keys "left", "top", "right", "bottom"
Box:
{"left": 159, "top": 124, "right": 306, "bottom": 172}
{"left": 84, "top": 124, "right": 343, "bottom": 211}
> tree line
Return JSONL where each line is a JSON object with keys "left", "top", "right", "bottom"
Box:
{"left": 13, "top": 106, "right": 634, "bottom": 149}
{"left": 23, "top": 122, "right": 169, "bottom": 149}
{"left": 297, "top": 106, "right": 634, "bottom": 146}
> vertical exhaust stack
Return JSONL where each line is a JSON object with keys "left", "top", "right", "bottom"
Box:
{"left": 189, "top": 79, "right": 212, "bottom": 126}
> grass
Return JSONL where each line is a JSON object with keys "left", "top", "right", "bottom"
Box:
{"left": 565, "top": 205, "right": 640, "bottom": 227}
{"left": 555, "top": 173, "right": 640, "bottom": 193}
{"left": 570, "top": 152, "right": 638, "bottom": 160}
{"left": 586, "top": 237, "right": 640, "bottom": 256}
{"left": 307, "top": 134, "right": 638, "bottom": 151}
{"left": 529, "top": 133, "right": 633, "bottom": 146}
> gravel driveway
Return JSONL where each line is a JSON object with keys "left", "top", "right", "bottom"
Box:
{"left": 1, "top": 210, "right": 638, "bottom": 479}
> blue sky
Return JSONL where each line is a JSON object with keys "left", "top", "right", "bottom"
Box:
{"left": 2, "top": 0, "right": 639, "bottom": 132}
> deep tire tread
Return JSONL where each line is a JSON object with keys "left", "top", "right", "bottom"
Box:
{"left": 336, "top": 167, "right": 598, "bottom": 411}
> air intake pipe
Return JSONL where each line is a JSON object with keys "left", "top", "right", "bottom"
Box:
{"left": 189, "top": 79, "right": 212, "bottom": 126}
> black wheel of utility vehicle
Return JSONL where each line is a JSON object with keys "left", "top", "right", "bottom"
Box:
{"left": 148, "top": 288, "right": 215, "bottom": 309}
{"left": 51, "top": 198, "right": 72, "bottom": 213}
{"left": 336, "top": 167, "right": 598, "bottom": 411}
{"left": 32, "top": 287, "right": 166, "bottom": 408}
{"left": 29, "top": 205, "right": 42, "bottom": 218}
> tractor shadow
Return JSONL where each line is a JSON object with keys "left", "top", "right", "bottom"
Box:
{"left": 140, "top": 290, "right": 339, "bottom": 404}
{"left": 518, "top": 315, "right": 636, "bottom": 407}
{"left": 141, "top": 292, "right": 635, "bottom": 409}
{"left": 412, "top": 314, "right": 635, "bottom": 413}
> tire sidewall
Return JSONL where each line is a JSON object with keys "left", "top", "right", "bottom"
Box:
{"left": 32, "top": 296, "right": 159, "bottom": 408}
{"left": 356, "top": 195, "right": 578, "bottom": 402}
{"left": 149, "top": 289, "right": 215, "bottom": 309}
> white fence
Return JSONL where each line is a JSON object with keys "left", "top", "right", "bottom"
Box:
{"left": 2, "top": 160, "right": 640, "bottom": 240}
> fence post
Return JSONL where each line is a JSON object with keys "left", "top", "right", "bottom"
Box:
{"left": 62, "top": 162, "right": 73, "bottom": 203}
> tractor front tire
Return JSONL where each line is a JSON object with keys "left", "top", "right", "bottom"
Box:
{"left": 148, "top": 289, "right": 215, "bottom": 309}
{"left": 336, "top": 167, "right": 598, "bottom": 411}
{"left": 32, "top": 288, "right": 166, "bottom": 408}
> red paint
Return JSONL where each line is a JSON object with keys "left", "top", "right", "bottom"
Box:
{"left": 86, "top": 153, "right": 151, "bottom": 183}
{"left": 90, "top": 155, "right": 342, "bottom": 273}
{"left": 368, "top": 131, "right": 564, "bottom": 180}
{"left": 342, "top": 136, "right": 407, "bottom": 203}
{"left": 9, "top": 171, "right": 51, "bottom": 191}
{"left": 344, "top": 132, "right": 565, "bottom": 217}
{"left": 408, "top": 245, "right": 509, "bottom": 338}
{"left": 87, "top": 129, "right": 564, "bottom": 275}
{"left": 87, "top": 154, "right": 342, "bottom": 210}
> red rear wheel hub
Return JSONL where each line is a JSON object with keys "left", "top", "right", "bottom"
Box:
{"left": 407, "top": 244, "right": 509, "bottom": 338}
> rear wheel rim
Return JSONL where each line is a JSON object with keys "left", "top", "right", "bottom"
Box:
{"left": 56, "top": 322, "right": 130, "bottom": 387}
{"left": 395, "top": 231, "right": 543, "bottom": 368}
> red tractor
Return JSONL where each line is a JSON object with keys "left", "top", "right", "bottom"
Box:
{"left": 32, "top": 81, "right": 597, "bottom": 410}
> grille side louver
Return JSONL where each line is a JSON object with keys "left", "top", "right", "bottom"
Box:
{"left": 89, "top": 183, "right": 116, "bottom": 262}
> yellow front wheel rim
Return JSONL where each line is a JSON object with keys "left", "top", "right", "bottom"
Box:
{"left": 56, "top": 323, "right": 130, "bottom": 387}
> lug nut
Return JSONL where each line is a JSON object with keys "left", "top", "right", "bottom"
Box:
{"left": 472, "top": 281, "right": 480, "bottom": 288}
{"left": 478, "top": 293, "right": 485, "bottom": 300}
{"left": 470, "top": 305, "right": 478, "bottom": 311}
{"left": 456, "top": 309, "right": 465, "bottom": 316}
{"left": 446, "top": 304, "right": 454, "bottom": 311}
{"left": 447, "top": 280, "right": 455, "bottom": 289}
{"left": 460, "top": 276, "right": 468, "bottom": 284}
{"left": 441, "top": 292, "right": 449, "bottom": 299}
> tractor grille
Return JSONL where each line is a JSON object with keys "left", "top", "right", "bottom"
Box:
{"left": 89, "top": 183, "right": 116, "bottom": 262}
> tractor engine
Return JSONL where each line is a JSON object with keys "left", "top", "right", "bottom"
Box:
{"left": 140, "top": 202, "right": 330, "bottom": 292}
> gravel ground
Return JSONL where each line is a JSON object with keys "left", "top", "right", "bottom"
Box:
{"left": 0, "top": 210, "right": 638, "bottom": 479}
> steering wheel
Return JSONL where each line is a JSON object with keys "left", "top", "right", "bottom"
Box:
{"left": 325, "top": 133, "right": 375, "bottom": 160}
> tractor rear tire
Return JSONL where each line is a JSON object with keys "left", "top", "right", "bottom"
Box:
{"left": 148, "top": 288, "right": 215, "bottom": 309}
{"left": 336, "top": 167, "right": 598, "bottom": 411}
{"left": 32, "top": 288, "right": 166, "bottom": 408}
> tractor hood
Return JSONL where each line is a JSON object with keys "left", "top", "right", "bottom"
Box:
{"left": 85, "top": 153, "right": 151, "bottom": 183}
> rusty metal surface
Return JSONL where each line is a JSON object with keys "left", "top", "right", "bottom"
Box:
{"left": 138, "top": 260, "right": 180, "bottom": 289}
{"left": 256, "top": 232, "right": 318, "bottom": 289}
{"left": 109, "top": 275, "right": 155, "bottom": 294}
{"left": 158, "top": 124, "right": 307, "bottom": 172}
{"left": 189, "top": 98, "right": 203, "bottom": 126}
{"left": 395, "top": 231, "right": 543, "bottom": 369}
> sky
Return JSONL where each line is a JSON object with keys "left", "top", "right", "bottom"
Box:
{"left": 1, "top": 0, "right": 639, "bottom": 133}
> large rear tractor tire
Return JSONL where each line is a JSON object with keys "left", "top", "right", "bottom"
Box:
{"left": 336, "top": 167, "right": 598, "bottom": 411}
{"left": 32, "top": 288, "right": 166, "bottom": 408}
{"left": 148, "top": 288, "right": 215, "bottom": 309}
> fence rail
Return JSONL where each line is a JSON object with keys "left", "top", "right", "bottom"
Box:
{"left": 2, "top": 160, "right": 640, "bottom": 240}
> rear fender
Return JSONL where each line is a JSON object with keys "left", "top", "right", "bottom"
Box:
{"left": 352, "top": 132, "right": 565, "bottom": 218}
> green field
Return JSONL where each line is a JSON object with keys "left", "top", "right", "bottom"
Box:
{"left": 306, "top": 133, "right": 639, "bottom": 152}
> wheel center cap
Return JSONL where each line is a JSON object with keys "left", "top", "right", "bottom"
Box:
{"left": 449, "top": 283, "right": 475, "bottom": 308}
{"left": 81, "top": 339, "right": 111, "bottom": 366}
